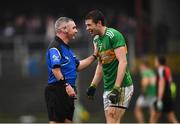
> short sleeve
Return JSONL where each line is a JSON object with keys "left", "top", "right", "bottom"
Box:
{"left": 69, "top": 49, "right": 80, "bottom": 68}
{"left": 49, "top": 48, "right": 61, "bottom": 68}
{"left": 158, "top": 68, "right": 164, "bottom": 79}
{"left": 75, "top": 58, "right": 80, "bottom": 68}
{"left": 111, "top": 31, "right": 126, "bottom": 49}
{"left": 93, "top": 35, "right": 99, "bottom": 44}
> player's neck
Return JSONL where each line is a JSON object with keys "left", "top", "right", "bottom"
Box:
{"left": 158, "top": 65, "right": 165, "bottom": 69}
{"left": 99, "top": 26, "right": 107, "bottom": 36}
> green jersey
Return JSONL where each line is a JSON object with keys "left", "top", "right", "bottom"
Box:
{"left": 141, "top": 69, "right": 156, "bottom": 97}
{"left": 93, "top": 28, "right": 133, "bottom": 91}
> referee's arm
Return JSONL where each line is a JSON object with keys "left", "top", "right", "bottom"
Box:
{"left": 52, "top": 66, "right": 64, "bottom": 80}
{"left": 77, "top": 54, "right": 97, "bottom": 71}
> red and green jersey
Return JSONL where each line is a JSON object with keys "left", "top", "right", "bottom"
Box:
{"left": 94, "top": 28, "right": 133, "bottom": 91}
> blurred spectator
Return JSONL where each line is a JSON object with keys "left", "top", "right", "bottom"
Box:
{"left": 14, "top": 15, "right": 26, "bottom": 35}
{"left": 27, "top": 53, "right": 40, "bottom": 76}
{"left": 141, "top": 18, "right": 152, "bottom": 54}
{"left": 115, "top": 14, "right": 136, "bottom": 69}
{"left": 26, "top": 16, "right": 44, "bottom": 34}
{"left": 45, "top": 16, "right": 55, "bottom": 41}
{"left": 105, "top": 9, "right": 116, "bottom": 27}
{"left": 116, "top": 13, "right": 137, "bottom": 43}
{"left": 155, "top": 21, "right": 170, "bottom": 54}
{"left": 116, "top": 13, "right": 129, "bottom": 36}
{"left": 3, "top": 21, "right": 15, "bottom": 37}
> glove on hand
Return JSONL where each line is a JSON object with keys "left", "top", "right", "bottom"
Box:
{"left": 108, "top": 87, "right": 120, "bottom": 104}
{"left": 154, "top": 99, "right": 163, "bottom": 111}
{"left": 86, "top": 84, "right": 96, "bottom": 100}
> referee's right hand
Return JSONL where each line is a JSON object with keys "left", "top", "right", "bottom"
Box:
{"left": 66, "top": 84, "right": 76, "bottom": 97}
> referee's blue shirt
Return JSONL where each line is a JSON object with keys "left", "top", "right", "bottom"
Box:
{"left": 46, "top": 36, "right": 79, "bottom": 86}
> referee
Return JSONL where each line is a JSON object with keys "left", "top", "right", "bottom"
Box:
{"left": 45, "top": 17, "right": 98, "bottom": 123}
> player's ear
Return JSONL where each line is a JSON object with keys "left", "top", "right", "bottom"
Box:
{"left": 97, "top": 20, "right": 102, "bottom": 25}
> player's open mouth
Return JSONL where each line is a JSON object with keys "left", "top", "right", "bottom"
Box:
{"left": 89, "top": 30, "right": 93, "bottom": 34}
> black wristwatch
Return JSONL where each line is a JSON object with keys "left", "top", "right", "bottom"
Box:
{"left": 59, "top": 77, "right": 65, "bottom": 81}
{"left": 64, "top": 83, "right": 70, "bottom": 87}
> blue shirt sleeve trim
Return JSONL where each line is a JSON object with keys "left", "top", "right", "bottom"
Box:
{"left": 49, "top": 48, "right": 62, "bottom": 67}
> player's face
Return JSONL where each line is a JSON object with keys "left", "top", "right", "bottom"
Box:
{"left": 66, "top": 21, "right": 78, "bottom": 40}
{"left": 85, "top": 19, "right": 99, "bottom": 36}
{"left": 139, "top": 64, "right": 145, "bottom": 72}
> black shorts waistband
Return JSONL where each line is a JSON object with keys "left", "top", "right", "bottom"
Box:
{"left": 48, "top": 81, "right": 64, "bottom": 86}
{"left": 47, "top": 82, "right": 76, "bottom": 89}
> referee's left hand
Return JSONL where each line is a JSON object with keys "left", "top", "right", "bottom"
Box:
{"left": 66, "top": 85, "right": 76, "bottom": 97}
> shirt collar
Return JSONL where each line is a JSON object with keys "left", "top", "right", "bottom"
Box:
{"left": 55, "top": 36, "right": 69, "bottom": 48}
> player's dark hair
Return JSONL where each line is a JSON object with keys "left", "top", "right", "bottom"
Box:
{"left": 157, "top": 55, "right": 166, "bottom": 65}
{"left": 85, "top": 9, "right": 106, "bottom": 26}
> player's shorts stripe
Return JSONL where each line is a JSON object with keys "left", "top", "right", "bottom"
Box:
{"left": 109, "top": 105, "right": 127, "bottom": 109}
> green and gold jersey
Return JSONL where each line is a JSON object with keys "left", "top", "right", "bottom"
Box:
{"left": 141, "top": 69, "right": 156, "bottom": 97}
{"left": 93, "top": 28, "right": 133, "bottom": 91}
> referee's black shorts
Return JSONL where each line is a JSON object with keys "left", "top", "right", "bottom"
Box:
{"left": 45, "top": 82, "right": 75, "bottom": 122}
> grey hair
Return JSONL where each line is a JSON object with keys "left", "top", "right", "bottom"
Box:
{"left": 54, "top": 17, "right": 73, "bottom": 33}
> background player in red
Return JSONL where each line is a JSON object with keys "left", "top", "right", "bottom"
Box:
{"left": 150, "top": 55, "right": 178, "bottom": 123}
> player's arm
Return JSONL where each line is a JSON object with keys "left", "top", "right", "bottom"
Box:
{"left": 107, "top": 46, "right": 127, "bottom": 104}
{"left": 77, "top": 42, "right": 98, "bottom": 71}
{"left": 154, "top": 69, "right": 165, "bottom": 111}
{"left": 91, "top": 61, "right": 103, "bottom": 86}
{"left": 86, "top": 61, "right": 103, "bottom": 99}
{"left": 158, "top": 76, "right": 165, "bottom": 100}
{"left": 114, "top": 46, "right": 127, "bottom": 88}
{"left": 157, "top": 69, "right": 166, "bottom": 100}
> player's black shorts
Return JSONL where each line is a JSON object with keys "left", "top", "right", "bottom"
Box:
{"left": 162, "top": 96, "right": 174, "bottom": 113}
{"left": 45, "top": 82, "right": 75, "bottom": 122}
{"left": 154, "top": 96, "right": 174, "bottom": 113}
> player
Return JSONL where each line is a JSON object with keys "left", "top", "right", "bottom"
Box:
{"left": 134, "top": 60, "right": 156, "bottom": 123}
{"left": 150, "top": 55, "right": 178, "bottom": 123}
{"left": 85, "top": 10, "right": 134, "bottom": 123}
